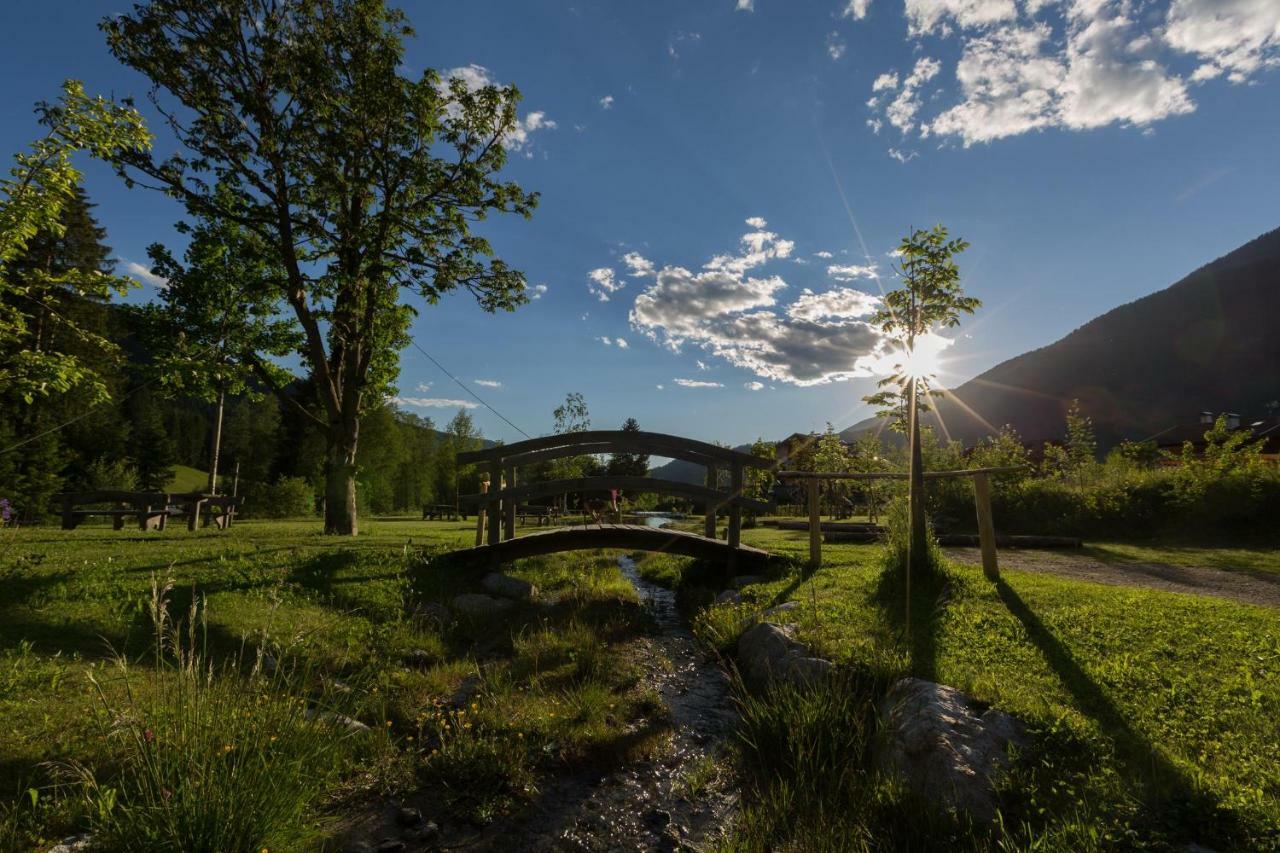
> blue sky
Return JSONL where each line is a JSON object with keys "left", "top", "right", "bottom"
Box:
{"left": 2, "top": 0, "right": 1278, "bottom": 446}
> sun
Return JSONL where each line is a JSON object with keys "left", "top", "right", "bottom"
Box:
{"left": 879, "top": 333, "right": 952, "bottom": 381}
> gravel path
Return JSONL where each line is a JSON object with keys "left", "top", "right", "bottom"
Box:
{"left": 946, "top": 547, "right": 1280, "bottom": 608}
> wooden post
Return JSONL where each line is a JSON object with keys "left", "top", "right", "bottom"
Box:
{"left": 727, "top": 462, "right": 743, "bottom": 547}
{"left": 503, "top": 465, "right": 516, "bottom": 540}
{"left": 487, "top": 461, "right": 502, "bottom": 546}
{"left": 973, "top": 471, "right": 999, "bottom": 580}
{"left": 704, "top": 463, "right": 718, "bottom": 539}
{"left": 474, "top": 478, "right": 488, "bottom": 546}
{"left": 807, "top": 478, "right": 821, "bottom": 569}
{"left": 61, "top": 494, "right": 76, "bottom": 530}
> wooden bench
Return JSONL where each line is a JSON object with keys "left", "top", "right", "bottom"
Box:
{"left": 517, "top": 505, "right": 561, "bottom": 526}
{"left": 167, "top": 492, "right": 242, "bottom": 530}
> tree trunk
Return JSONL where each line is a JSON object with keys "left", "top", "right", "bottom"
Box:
{"left": 207, "top": 387, "right": 225, "bottom": 494}
{"left": 907, "top": 376, "right": 928, "bottom": 575}
{"left": 324, "top": 420, "right": 359, "bottom": 535}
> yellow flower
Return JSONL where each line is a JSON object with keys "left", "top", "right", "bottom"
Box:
{"left": 223, "top": 744, "right": 233, "bottom": 753}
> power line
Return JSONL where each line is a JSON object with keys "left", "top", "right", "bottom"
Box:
{"left": 407, "top": 338, "right": 531, "bottom": 439}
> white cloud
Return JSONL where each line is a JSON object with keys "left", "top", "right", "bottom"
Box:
{"left": 885, "top": 57, "right": 942, "bottom": 134}
{"left": 587, "top": 267, "right": 624, "bottom": 302}
{"left": 656, "top": 384, "right": 665, "bottom": 390}
{"left": 888, "top": 147, "right": 919, "bottom": 162}
{"left": 842, "top": 0, "right": 873, "bottom": 20}
{"left": 416, "top": 382, "right": 433, "bottom": 392}
{"left": 530, "top": 283, "right": 548, "bottom": 300}
{"left": 826, "top": 263, "right": 879, "bottom": 281}
{"left": 622, "top": 252, "right": 655, "bottom": 277}
{"left": 696, "top": 360, "right": 709, "bottom": 370}
{"left": 736, "top": 0, "right": 755, "bottom": 10}
{"left": 905, "top": 0, "right": 1018, "bottom": 36}
{"left": 669, "top": 30, "right": 701, "bottom": 60}
{"left": 787, "top": 287, "right": 881, "bottom": 322}
{"left": 674, "top": 378, "right": 725, "bottom": 388}
{"left": 440, "top": 65, "right": 556, "bottom": 154}
{"left": 599, "top": 94, "right": 615, "bottom": 109}
{"left": 870, "top": 0, "right": 1226, "bottom": 149}
{"left": 616, "top": 338, "right": 629, "bottom": 349}
{"left": 703, "top": 219, "right": 796, "bottom": 277}
{"left": 628, "top": 220, "right": 891, "bottom": 386}
{"left": 1164, "top": 0, "right": 1280, "bottom": 83}
{"left": 119, "top": 259, "right": 168, "bottom": 289}
{"left": 827, "top": 32, "right": 848, "bottom": 60}
{"left": 814, "top": 250, "right": 835, "bottom": 258}
{"left": 745, "top": 216, "right": 768, "bottom": 228}
{"left": 473, "top": 379, "right": 502, "bottom": 388}
{"left": 390, "top": 396, "right": 480, "bottom": 410}
{"left": 744, "top": 381, "right": 766, "bottom": 391}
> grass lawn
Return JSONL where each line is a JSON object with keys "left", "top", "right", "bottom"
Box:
{"left": 0, "top": 518, "right": 671, "bottom": 850}
{"left": 165, "top": 464, "right": 211, "bottom": 493}
{"left": 676, "top": 525, "right": 1280, "bottom": 850}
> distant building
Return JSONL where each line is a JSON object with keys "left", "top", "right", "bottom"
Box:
{"left": 1154, "top": 411, "right": 1280, "bottom": 462}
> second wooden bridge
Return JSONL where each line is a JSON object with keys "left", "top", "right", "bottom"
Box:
{"left": 443, "top": 430, "right": 777, "bottom": 568}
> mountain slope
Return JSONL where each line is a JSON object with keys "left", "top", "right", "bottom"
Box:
{"left": 844, "top": 227, "right": 1280, "bottom": 449}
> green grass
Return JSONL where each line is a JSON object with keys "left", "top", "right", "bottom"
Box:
{"left": 166, "top": 464, "right": 210, "bottom": 493}
{"left": 0, "top": 518, "right": 670, "bottom": 849}
{"left": 703, "top": 526, "right": 1280, "bottom": 850}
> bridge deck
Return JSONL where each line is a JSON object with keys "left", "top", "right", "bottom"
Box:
{"left": 439, "top": 523, "right": 770, "bottom": 569}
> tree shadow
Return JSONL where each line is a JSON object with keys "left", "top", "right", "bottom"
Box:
{"left": 994, "top": 577, "right": 1250, "bottom": 847}
{"left": 872, "top": 564, "right": 948, "bottom": 682}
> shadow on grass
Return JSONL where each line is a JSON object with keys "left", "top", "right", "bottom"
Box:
{"left": 871, "top": 565, "right": 948, "bottom": 683}
{"left": 994, "top": 577, "right": 1251, "bottom": 847}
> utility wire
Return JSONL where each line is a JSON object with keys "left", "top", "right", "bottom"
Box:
{"left": 407, "top": 338, "right": 531, "bottom": 439}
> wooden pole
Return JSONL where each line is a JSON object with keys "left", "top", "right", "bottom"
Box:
{"left": 807, "top": 478, "right": 821, "bottom": 569}
{"left": 207, "top": 386, "right": 225, "bottom": 495}
{"left": 728, "top": 461, "right": 743, "bottom": 547}
{"left": 503, "top": 465, "right": 516, "bottom": 540}
{"left": 475, "top": 478, "right": 488, "bottom": 546}
{"left": 973, "top": 471, "right": 999, "bottom": 580}
{"left": 704, "top": 463, "right": 718, "bottom": 539}
{"left": 487, "top": 461, "right": 502, "bottom": 546}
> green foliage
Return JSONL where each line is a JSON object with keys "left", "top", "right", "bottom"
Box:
{"left": 745, "top": 438, "right": 777, "bottom": 506}
{"left": 102, "top": 0, "right": 538, "bottom": 532}
{"left": 246, "top": 477, "right": 316, "bottom": 519}
{"left": 880, "top": 494, "right": 944, "bottom": 576}
{"left": 0, "top": 81, "right": 149, "bottom": 404}
{"left": 71, "top": 582, "right": 352, "bottom": 852}
{"left": 605, "top": 417, "right": 649, "bottom": 478}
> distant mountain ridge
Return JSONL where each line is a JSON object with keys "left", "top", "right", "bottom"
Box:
{"left": 841, "top": 226, "right": 1280, "bottom": 450}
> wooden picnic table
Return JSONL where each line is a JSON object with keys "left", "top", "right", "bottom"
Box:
{"left": 422, "top": 503, "right": 465, "bottom": 521}
{"left": 57, "top": 491, "right": 241, "bottom": 532}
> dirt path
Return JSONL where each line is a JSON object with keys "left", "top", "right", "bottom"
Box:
{"left": 946, "top": 547, "right": 1280, "bottom": 608}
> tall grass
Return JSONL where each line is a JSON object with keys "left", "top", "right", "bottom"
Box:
{"left": 67, "top": 579, "right": 361, "bottom": 852}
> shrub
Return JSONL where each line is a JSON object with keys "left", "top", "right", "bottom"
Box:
{"left": 881, "top": 495, "right": 944, "bottom": 576}
{"left": 69, "top": 581, "right": 357, "bottom": 852}
{"left": 245, "top": 476, "right": 316, "bottom": 519}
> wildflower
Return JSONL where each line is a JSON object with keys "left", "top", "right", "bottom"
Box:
{"left": 223, "top": 744, "right": 233, "bottom": 753}
{"left": 143, "top": 729, "right": 154, "bottom": 743}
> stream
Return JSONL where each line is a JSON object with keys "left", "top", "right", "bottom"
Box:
{"left": 431, "top": 516, "right": 741, "bottom": 851}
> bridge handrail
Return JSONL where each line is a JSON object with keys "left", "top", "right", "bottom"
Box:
{"left": 457, "top": 429, "right": 774, "bottom": 468}
{"left": 459, "top": 475, "right": 773, "bottom": 514}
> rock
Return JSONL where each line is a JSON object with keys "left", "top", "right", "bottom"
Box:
{"left": 303, "top": 708, "right": 371, "bottom": 732}
{"left": 375, "top": 840, "right": 406, "bottom": 853}
{"left": 762, "top": 601, "right": 800, "bottom": 618}
{"left": 874, "top": 677, "right": 1026, "bottom": 822}
{"left": 396, "top": 806, "right": 423, "bottom": 826}
{"left": 714, "top": 589, "right": 742, "bottom": 604}
{"left": 730, "top": 574, "right": 765, "bottom": 590}
{"left": 451, "top": 592, "right": 514, "bottom": 618}
{"left": 735, "top": 622, "right": 833, "bottom": 692}
{"left": 482, "top": 572, "right": 537, "bottom": 601}
{"left": 417, "top": 821, "right": 440, "bottom": 842}
{"left": 412, "top": 601, "right": 453, "bottom": 629}
{"left": 47, "top": 836, "right": 92, "bottom": 853}
{"left": 404, "top": 648, "right": 436, "bottom": 668}
{"left": 449, "top": 673, "right": 483, "bottom": 708}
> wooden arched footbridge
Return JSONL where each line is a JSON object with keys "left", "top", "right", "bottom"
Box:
{"left": 441, "top": 430, "right": 776, "bottom": 568}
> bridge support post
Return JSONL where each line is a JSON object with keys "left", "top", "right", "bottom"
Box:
{"left": 972, "top": 472, "right": 999, "bottom": 580}
{"left": 704, "top": 463, "right": 718, "bottom": 539}
{"left": 728, "top": 462, "right": 743, "bottom": 547}
{"left": 487, "top": 461, "right": 502, "bottom": 546}
{"left": 474, "top": 479, "right": 488, "bottom": 546}
{"left": 807, "top": 478, "right": 821, "bottom": 569}
{"left": 503, "top": 465, "right": 516, "bottom": 541}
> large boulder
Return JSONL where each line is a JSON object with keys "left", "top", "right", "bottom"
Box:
{"left": 452, "top": 592, "right": 514, "bottom": 618}
{"left": 875, "top": 677, "right": 1025, "bottom": 822}
{"left": 482, "top": 572, "right": 538, "bottom": 601}
{"left": 736, "top": 622, "right": 833, "bottom": 692}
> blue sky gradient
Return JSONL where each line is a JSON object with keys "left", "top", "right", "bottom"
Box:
{"left": 2, "top": 0, "right": 1277, "bottom": 445}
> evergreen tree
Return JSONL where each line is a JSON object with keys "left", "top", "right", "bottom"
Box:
{"left": 127, "top": 389, "right": 177, "bottom": 491}
{"left": 606, "top": 417, "right": 649, "bottom": 477}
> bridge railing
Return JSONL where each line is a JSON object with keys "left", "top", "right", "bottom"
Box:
{"left": 457, "top": 430, "right": 776, "bottom": 548}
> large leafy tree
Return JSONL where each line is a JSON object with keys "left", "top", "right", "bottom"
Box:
{"left": 0, "top": 81, "right": 149, "bottom": 404}
{"left": 102, "top": 0, "right": 538, "bottom": 534}
{"left": 143, "top": 186, "right": 302, "bottom": 493}
{"left": 863, "top": 225, "right": 979, "bottom": 577}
